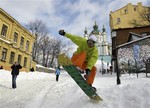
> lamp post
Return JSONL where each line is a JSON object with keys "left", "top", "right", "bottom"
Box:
{"left": 101, "top": 45, "right": 104, "bottom": 75}
{"left": 111, "top": 31, "right": 121, "bottom": 85}
{"left": 101, "top": 36, "right": 104, "bottom": 75}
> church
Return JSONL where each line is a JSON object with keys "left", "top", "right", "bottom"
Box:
{"left": 84, "top": 22, "right": 112, "bottom": 71}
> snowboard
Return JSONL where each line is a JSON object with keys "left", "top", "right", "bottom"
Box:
{"left": 58, "top": 53, "right": 103, "bottom": 101}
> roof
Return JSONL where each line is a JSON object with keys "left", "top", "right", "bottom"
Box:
{"left": 0, "top": 8, "right": 35, "bottom": 39}
{"left": 117, "top": 35, "right": 150, "bottom": 49}
{"left": 127, "top": 32, "right": 142, "bottom": 42}
{"left": 112, "top": 25, "right": 150, "bottom": 31}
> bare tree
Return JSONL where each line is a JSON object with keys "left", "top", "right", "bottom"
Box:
{"left": 48, "top": 38, "right": 73, "bottom": 68}
{"left": 45, "top": 39, "right": 53, "bottom": 67}
{"left": 39, "top": 35, "right": 51, "bottom": 66}
{"left": 129, "top": 8, "right": 150, "bottom": 26}
{"left": 26, "top": 19, "right": 49, "bottom": 63}
{"left": 140, "top": 8, "right": 150, "bottom": 24}
{"left": 26, "top": 19, "right": 74, "bottom": 68}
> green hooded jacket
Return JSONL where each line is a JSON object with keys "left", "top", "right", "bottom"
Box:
{"left": 65, "top": 33, "right": 98, "bottom": 70}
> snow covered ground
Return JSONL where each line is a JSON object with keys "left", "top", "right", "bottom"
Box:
{"left": 0, "top": 69, "right": 150, "bottom": 108}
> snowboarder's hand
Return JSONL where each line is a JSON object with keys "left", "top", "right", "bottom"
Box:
{"left": 59, "top": 30, "right": 66, "bottom": 36}
{"left": 85, "top": 69, "right": 90, "bottom": 75}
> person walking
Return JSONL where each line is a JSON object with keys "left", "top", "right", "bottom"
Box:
{"left": 11, "top": 62, "right": 22, "bottom": 89}
{"left": 59, "top": 30, "right": 98, "bottom": 90}
{"left": 55, "top": 66, "right": 60, "bottom": 81}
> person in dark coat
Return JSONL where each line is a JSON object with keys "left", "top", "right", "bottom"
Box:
{"left": 30, "top": 67, "right": 34, "bottom": 72}
{"left": 110, "top": 66, "right": 113, "bottom": 75}
{"left": 11, "top": 62, "right": 22, "bottom": 89}
{"left": 55, "top": 66, "right": 60, "bottom": 81}
{"left": 0, "top": 66, "right": 3, "bottom": 69}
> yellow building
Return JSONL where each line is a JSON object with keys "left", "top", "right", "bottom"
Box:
{"left": 0, "top": 8, "right": 36, "bottom": 72}
{"left": 110, "top": 2, "right": 150, "bottom": 30}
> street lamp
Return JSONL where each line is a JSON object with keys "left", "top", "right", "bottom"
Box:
{"left": 111, "top": 31, "right": 121, "bottom": 85}
{"left": 101, "top": 34, "right": 104, "bottom": 75}
{"left": 101, "top": 42, "right": 104, "bottom": 75}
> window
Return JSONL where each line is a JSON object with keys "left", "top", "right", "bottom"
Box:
{"left": 24, "top": 57, "right": 27, "bottom": 67}
{"left": 117, "top": 18, "right": 121, "bottom": 23}
{"left": 14, "top": 32, "right": 18, "bottom": 42}
{"left": 1, "top": 48, "right": 7, "bottom": 61}
{"left": 134, "top": 7, "right": 137, "bottom": 11}
{"left": 20, "top": 36, "right": 24, "bottom": 46}
{"left": 124, "top": 9, "right": 128, "bottom": 14}
{"left": 1, "top": 24, "right": 8, "bottom": 37}
{"left": 26, "top": 40, "right": 29, "bottom": 51}
{"left": 18, "top": 55, "right": 22, "bottom": 64}
{"left": 9, "top": 51, "right": 15, "bottom": 64}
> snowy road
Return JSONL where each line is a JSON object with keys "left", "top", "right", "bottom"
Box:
{"left": 0, "top": 72, "right": 80, "bottom": 108}
{"left": 0, "top": 70, "right": 150, "bottom": 108}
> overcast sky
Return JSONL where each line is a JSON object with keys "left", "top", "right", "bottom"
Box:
{"left": 0, "top": 0, "right": 150, "bottom": 42}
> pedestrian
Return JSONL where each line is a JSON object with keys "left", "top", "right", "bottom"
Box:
{"left": 30, "top": 67, "right": 34, "bottom": 72}
{"left": 0, "top": 66, "right": 3, "bottom": 69}
{"left": 11, "top": 62, "right": 22, "bottom": 89}
{"left": 59, "top": 30, "right": 98, "bottom": 90}
{"left": 110, "top": 66, "right": 113, "bottom": 75}
{"left": 55, "top": 66, "right": 60, "bottom": 81}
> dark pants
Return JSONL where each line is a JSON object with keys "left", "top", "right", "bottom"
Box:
{"left": 12, "top": 75, "right": 17, "bottom": 88}
{"left": 56, "top": 75, "right": 59, "bottom": 81}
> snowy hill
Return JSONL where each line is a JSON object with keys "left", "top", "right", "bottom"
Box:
{"left": 0, "top": 69, "right": 150, "bottom": 108}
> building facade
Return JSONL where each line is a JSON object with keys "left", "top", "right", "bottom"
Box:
{"left": 110, "top": 2, "right": 150, "bottom": 76}
{"left": 112, "top": 26, "right": 150, "bottom": 47}
{"left": 110, "top": 2, "right": 150, "bottom": 30}
{"left": 0, "top": 8, "right": 36, "bottom": 71}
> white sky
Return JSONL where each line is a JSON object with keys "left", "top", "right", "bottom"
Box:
{"left": 0, "top": 0, "right": 149, "bottom": 42}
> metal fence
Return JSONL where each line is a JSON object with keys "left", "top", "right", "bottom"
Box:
{"left": 117, "top": 36, "right": 150, "bottom": 77}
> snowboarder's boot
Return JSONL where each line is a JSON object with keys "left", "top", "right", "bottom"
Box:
{"left": 84, "top": 74, "right": 87, "bottom": 79}
{"left": 92, "top": 86, "right": 97, "bottom": 92}
{"left": 89, "top": 84, "right": 97, "bottom": 92}
{"left": 83, "top": 76, "right": 97, "bottom": 92}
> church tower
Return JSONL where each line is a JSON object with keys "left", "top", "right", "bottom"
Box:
{"left": 90, "top": 21, "right": 101, "bottom": 53}
{"left": 89, "top": 22, "right": 109, "bottom": 56}
{"left": 84, "top": 27, "right": 88, "bottom": 40}
{"left": 101, "top": 25, "right": 109, "bottom": 55}
{"left": 83, "top": 22, "right": 111, "bottom": 58}
{"left": 89, "top": 22, "right": 111, "bottom": 67}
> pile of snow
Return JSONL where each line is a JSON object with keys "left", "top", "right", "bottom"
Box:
{"left": 0, "top": 69, "right": 150, "bottom": 108}
{"left": 95, "top": 59, "right": 110, "bottom": 72}
{"left": 36, "top": 64, "right": 55, "bottom": 71}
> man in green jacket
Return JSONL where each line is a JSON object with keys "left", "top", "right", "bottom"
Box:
{"left": 59, "top": 30, "right": 98, "bottom": 87}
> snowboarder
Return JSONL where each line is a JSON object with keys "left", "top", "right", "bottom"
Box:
{"left": 55, "top": 66, "right": 61, "bottom": 81}
{"left": 59, "top": 30, "right": 98, "bottom": 89}
{"left": 11, "top": 62, "right": 22, "bottom": 89}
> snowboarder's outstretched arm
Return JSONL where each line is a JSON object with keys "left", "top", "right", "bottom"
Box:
{"left": 59, "top": 30, "right": 86, "bottom": 46}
